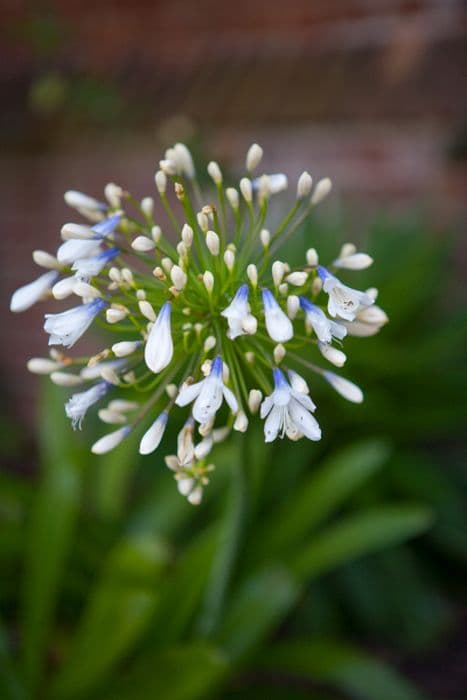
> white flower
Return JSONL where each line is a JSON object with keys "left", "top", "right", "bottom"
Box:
{"left": 65, "top": 381, "right": 110, "bottom": 429}
{"left": 44, "top": 299, "right": 107, "bottom": 348}
{"left": 260, "top": 368, "right": 321, "bottom": 442}
{"left": 221, "top": 285, "right": 257, "bottom": 340}
{"left": 262, "top": 288, "right": 293, "bottom": 342}
{"left": 139, "top": 412, "right": 168, "bottom": 455}
{"left": 334, "top": 253, "right": 373, "bottom": 270}
{"left": 317, "top": 266, "right": 373, "bottom": 322}
{"left": 144, "top": 302, "right": 173, "bottom": 373}
{"left": 341, "top": 305, "right": 389, "bottom": 337}
{"left": 175, "top": 356, "right": 238, "bottom": 424}
{"left": 253, "top": 173, "right": 288, "bottom": 196}
{"left": 323, "top": 370, "right": 363, "bottom": 403}
{"left": 112, "top": 340, "right": 141, "bottom": 357}
{"left": 246, "top": 143, "right": 263, "bottom": 172}
{"left": 10, "top": 270, "right": 59, "bottom": 312}
{"left": 299, "top": 297, "right": 347, "bottom": 343}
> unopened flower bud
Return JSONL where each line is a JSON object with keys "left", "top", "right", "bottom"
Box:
{"left": 138, "top": 300, "right": 156, "bottom": 322}
{"left": 132, "top": 236, "right": 156, "bottom": 252}
{"left": 273, "top": 343, "right": 286, "bottom": 364}
{"left": 207, "top": 161, "right": 223, "bottom": 184}
{"left": 181, "top": 224, "right": 193, "bottom": 247}
{"left": 260, "top": 229, "right": 270, "bottom": 248}
{"left": 226, "top": 188, "right": 239, "bottom": 211}
{"left": 287, "top": 295, "right": 299, "bottom": 319}
{"left": 286, "top": 271, "right": 308, "bottom": 286}
{"left": 306, "top": 248, "right": 318, "bottom": 266}
{"left": 170, "top": 265, "right": 187, "bottom": 291}
{"left": 155, "top": 170, "right": 167, "bottom": 194}
{"left": 240, "top": 177, "right": 252, "bottom": 203}
{"left": 272, "top": 260, "right": 285, "bottom": 287}
{"left": 206, "top": 230, "right": 220, "bottom": 256}
{"left": 311, "top": 177, "right": 332, "bottom": 205}
{"left": 247, "top": 264, "right": 258, "bottom": 287}
{"left": 203, "top": 270, "right": 214, "bottom": 293}
{"left": 246, "top": 143, "right": 263, "bottom": 172}
{"left": 233, "top": 410, "right": 248, "bottom": 433}
{"left": 318, "top": 342, "right": 346, "bottom": 367}
{"left": 248, "top": 389, "right": 262, "bottom": 414}
{"left": 297, "top": 171, "right": 313, "bottom": 199}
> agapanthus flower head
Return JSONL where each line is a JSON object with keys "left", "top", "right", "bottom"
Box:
{"left": 11, "top": 142, "right": 387, "bottom": 504}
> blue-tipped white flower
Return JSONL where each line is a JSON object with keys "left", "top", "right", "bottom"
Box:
{"left": 175, "top": 356, "right": 238, "bottom": 424}
{"left": 260, "top": 368, "right": 321, "bottom": 442}
{"left": 44, "top": 299, "right": 107, "bottom": 348}
{"left": 72, "top": 247, "right": 120, "bottom": 280}
{"left": 299, "top": 297, "right": 347, "bottom": 343}
{"left": 91, "top": 425, "right": 131, "bottom": 454}
{"left": 221, "top": 284, "right": 257, "bottom": 339}
{"left": 10, "top": 270, "right": 59, "bottom": 313}
{"left": 144, "top": 302, "right": 173, "bottom": 373}
{"left": 65, "top": 380, "right": 110, "bottom": 429}
{"left": 317, "top": 266, "right": 373, "bottom": 322}
{"left": 262, "top": 288, "right": 293, "bottom": 342}
{"left": 57, "top": 215, "right": 121, "bottom": 264}
{"left": 139, "top": 412, "right": 168, "bottom": 455}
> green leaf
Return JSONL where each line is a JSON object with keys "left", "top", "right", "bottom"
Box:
{"left": 51, "top": 534, "right": 169, "bottom": 699}
{"left": 0, "top": 621, "right": 28, "bottom": 700}
{"left": 249, "top": 440, "right": 389, "bottom": 560}
{"left": 215, "top": 566, "right": 299, "bottom": 662}
{"left": 21, "top": 383, "right": 83, "bottom": 689}
{"left": 256, "top": 640, "right": 426, "bottom": 700}
{"left": 289, "top": 505, "right": 432, "bottom": 580}
{"left": 100, "top": 644, "right": 228, "bottom": 700}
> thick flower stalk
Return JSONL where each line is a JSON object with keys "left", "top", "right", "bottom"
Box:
{"left": 11, "top": 142, "right": 388, "bottom": 504}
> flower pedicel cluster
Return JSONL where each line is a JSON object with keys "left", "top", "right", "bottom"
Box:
{"left": 10, "top": 143, "right": 388, "bottom": 505}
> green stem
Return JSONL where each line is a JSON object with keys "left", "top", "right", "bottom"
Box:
{"left": 197, "top": 437, "right": 248, "bottom": 638}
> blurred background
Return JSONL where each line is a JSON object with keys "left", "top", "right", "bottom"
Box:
{"left": 1, "top": 2, "right": 467, "bottom": 699}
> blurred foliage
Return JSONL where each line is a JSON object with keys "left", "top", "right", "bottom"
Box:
{"left": 1, "top": 217, "right": 466, "bottom": 699}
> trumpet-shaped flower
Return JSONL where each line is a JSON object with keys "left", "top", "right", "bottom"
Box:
{"left": 260, "top": 368, "right": 321, "bottom": 442}
{"left": 65, "top": 381, "right": 110, "bottom": 429}
{"left": 175, "top": 356, "right": 238, "bottom": 424}
{"left": 72, "top": 247, "right": 120, "bottom": 280}
{"left": 44, "top": 299, "right": 107, "bottom": 348}
{"left": 221, "top": 284, "right": 256, "bottom": 339}
{"left": 299, "top": 297, "right": 346, "bottom": 343}
{"left": 317, "top": 266, "right": 373, "bottom": 321}
{"left": 144, "top": 302, "right": 173, "bottom": 373}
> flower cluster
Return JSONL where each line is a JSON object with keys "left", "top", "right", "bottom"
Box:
{"left": 11, "top": 142, "right": 388, "bottom": 505}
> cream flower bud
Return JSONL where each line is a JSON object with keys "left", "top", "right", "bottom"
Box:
{"left": 226, "top": 187, "right": 239, "bottom": 211}
{"left": 246, "top": 143, "right": 263, "bottom": 172}
{"left": 33, "top": 250, "right": 62, "bottom": 269}
{"left": 318, "top": 342, "right": 347, "bottom": 367}
{"left": 139, "top": 300, "right": 156, "bottom": 322}
{"left": 98, "top": 409, "right": 126, "bottom": 425}
{"left": 245, "top": 351, "right": 255, "bottom": 364}
{"left": 260, "top": 229, "right": 270, "bottom": 248}
{"left": 213, "top": 426, "right": 230, "bottom": 443}
{"left": 357, "top": 306, "right": 388, "bottom": 325}
{"left": 112, "top": 341, "right": 140, "bottom": 357}
{"left": 286, "top": 271, "right": 308, "bottom": 286}
{"left": 272, "top": 260, "right": 285, "bottom": 287}
{"left": 247, "top": 264, "right": 258, "bottom": 287}
{"left": 27, "top": 358, "right": 62, "bottom": 374}
{"left": 181, "top": 224, "right": 193, "bottom": 247}
{"left": 297, "top": 171, "right": 312, "bottom": 199}
{"left": 240, "top": 177, "right": 252, "bottom": 203}
{"left": 91, "top": 426, "right": 130, "bottom": 454}
{"left": 207, "top": 161, "right": 222, "bottom": 184}
{"left": 100, "top": 367, "right": 121, "bottom": 385}
{"left": 339, "top": 243, "right": 357, "bottom": 258}
{"left": 224, "top": 249, "right": 235, "bottom": 271}
{"left": 242, "top": 314, "right": 257, "bottom": 335}
{"left": 306, "top": 248, "right": 319, "bottom": 266}
{"left": 174, "top": 143, "right": 195, "bottom": 179}
{"left": 279, "top": 283, "right": 288, "bottom": 297}
{"left": 273, "top": 343, "right": 286, "bottom": 364}
{"left": 105, "top": 183, "right": 123, "bottom": 208}
{"left": 50, "top": 371, "right": 83, "bottom": 387}
{"left": 324, "top": 371, "right": 363, "bottom": 403}
{"left": 203, "top": 271, "right": 214, "bottom": 293}
{"left": 121, "top": 268, "right": 134, "bottom": 284}
{"left": 52, "top": 277, "right": 76, "bottom": 300}
{"left": 248, "top": 389, "right": 263, "bottom": 414}
{"left": 108, "top": 399, "right": 138, "bottom": 412}
{"left": 334, "top": 253, "right": 374, "bottom": 270}
{"left": 287, "top": 369, "right": 309, "bottom": 394}
{"left": 206, "top": 230, "right": 220, "bottom": 256}
{"left": 311, "top": 177, "right": 332, "bottom": 205}
{"left": 141, "top": 196, "right": 154, "bottom": 218}
{"left": 166, "top": 383, "right": 178, "bottom": 399}
{"left": 287, "top": 295, "right": 300, "bottom": 319}
{"left": 109, "top": 267, "right": 121, "bottom": 283}
{"left": 73, "top": 281, "right": 102, "bottom": 299}
{"left": 187, "top": 486, "right": 203, "bottom": 506}
{"left": 149, "top": 226, "right": 160, "bottom": 245}
{"left": 170, "top": 265, "right": 187, "bottom": 291}
{"left": 159, "top": 159, "right": 177, "bottom": 176}
{"left": 106, "top": 307, "right": 127, "bottom": 323}
{"left": 197, "top": 212, "right": 209, "bottom": 232}
{"left": 233, "top": 410, "right": 248, "bottom": 433}
{"left": 204, "top": 335, "right": 216, "bottom": 352}
{"left": 155, "top": 170, "right": 167, "bottom": 194}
